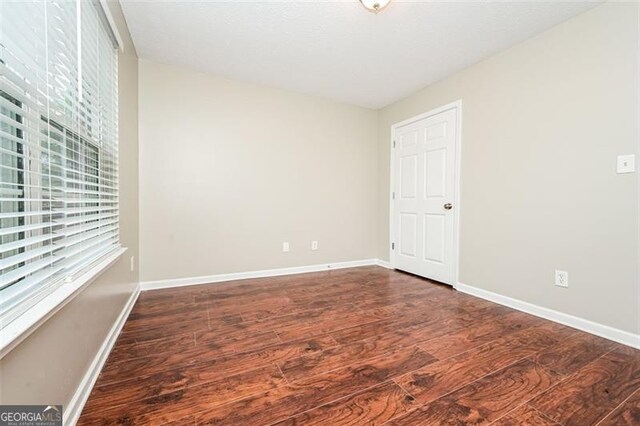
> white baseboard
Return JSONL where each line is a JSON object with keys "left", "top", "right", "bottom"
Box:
{"left": 65, "top": 285, "right": 140, "bottom": 425}
{"left": 456, "top": 282, "right": 640, "bottom": 350}
{"left": 375, "top": 259, "right": 392, "bottom": 269}
{"left": 140, "top": 259, "right": 384, "bottom": 291}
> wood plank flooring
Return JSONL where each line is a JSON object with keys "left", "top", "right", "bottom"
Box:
{"left": 78, "top": 266, "right": 640, "bottom": 425}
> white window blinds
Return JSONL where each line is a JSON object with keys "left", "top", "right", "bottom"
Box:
{"left": 0, "top": 0, "right": 119, "bottom": 328}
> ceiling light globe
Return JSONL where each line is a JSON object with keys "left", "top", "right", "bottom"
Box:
{"left": 360, "top": 0, "right": 391, "bottom": 13}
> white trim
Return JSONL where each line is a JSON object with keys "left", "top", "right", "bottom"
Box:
{"left": 141, "top": 259, "right": 381, "bottom": 291}
{"left": 65, "top": 284, "right": 140, "bottom": 426}
{"left": 389, "top": 100, "right": 463, "bottom": 286}
{"left": 0, "top": 247, "right": 127, "bottom": 359}
{"left": 98, "top": 0, "right": 124, "bottom": 52}
{"left": 375, "top": 259, "right": 393, "bottom": 269}
{"left": 456, "top": 282, "right": 640, "bottom": 349}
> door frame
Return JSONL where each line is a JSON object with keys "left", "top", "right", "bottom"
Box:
{"left": 389, "top": 100, "right": 462, "bottom": 288}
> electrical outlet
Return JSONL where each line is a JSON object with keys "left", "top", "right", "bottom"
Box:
{"left": 555, "top": 270, "right": 569, "bottom": 288}
{"left": 282, "top": 242, "right": 290, "bottom": 252}
{"left": 311, "top": 240, "right": 318, "bottom": 251}
{"left": 130, "top": 256, "right": 135, "bottom": 272}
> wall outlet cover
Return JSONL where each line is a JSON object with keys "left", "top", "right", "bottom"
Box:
{"left": 311, "top": 241, "right": 318, "bottom": 250}
{"left": 555, "top": 270, "right": 569, "bottom": 288}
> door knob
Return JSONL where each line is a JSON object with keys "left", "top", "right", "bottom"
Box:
{"left": 444, "top": 203, "right": 453, "bottom": 210}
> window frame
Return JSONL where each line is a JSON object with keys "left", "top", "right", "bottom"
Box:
{"left": 0, "top": 247, "right": 126, "bottom": 357}
{"left": 0, "top": 0, "right": 126, "bottom": 358}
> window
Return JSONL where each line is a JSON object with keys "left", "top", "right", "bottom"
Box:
{"left": 0, "top": 0, "right": 119, "bottom": 329}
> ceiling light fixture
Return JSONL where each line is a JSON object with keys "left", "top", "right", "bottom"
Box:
{"left": 360, "top": 0, "right": 391, "bottom": 13}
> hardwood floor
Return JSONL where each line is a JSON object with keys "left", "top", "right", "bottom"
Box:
{"left": 78, "top": 266, "right": 640, "bottom": 425}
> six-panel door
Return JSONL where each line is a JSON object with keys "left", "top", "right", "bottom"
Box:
{"left": 394, "top": 107, "right": 457, "bottom": 284}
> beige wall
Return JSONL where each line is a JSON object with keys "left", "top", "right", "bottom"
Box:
{"left": 377, "top": 2, "right": 639, "bottom": 334}
{"left": 0, "top": 0, "right": 139, "bottom": 407}
{"left": 138, "top": 60, "right": 378, "bottom": 282}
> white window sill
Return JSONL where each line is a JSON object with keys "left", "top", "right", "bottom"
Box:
{"left": 0, "top": 247, "right": 127, "bottom": 359}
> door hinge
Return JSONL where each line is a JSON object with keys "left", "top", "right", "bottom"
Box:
{"left": 393, "top": 140, "right": 396, "bottom": 148}
{"left": 392, "top": 191, "right": 395, "bottom": 200}
{"left": 391, "top": 242, "right": 395, "bottom": 250}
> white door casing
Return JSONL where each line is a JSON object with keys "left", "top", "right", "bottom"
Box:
{"left": 390, "top": 102, "right": 461, "bottom": 285}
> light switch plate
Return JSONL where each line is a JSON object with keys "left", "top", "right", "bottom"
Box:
{"left": 617, "top": 154, "right": 636, "bottom": 174}
{"left": 282, "top": 242, "right": 290, "bottom": 252}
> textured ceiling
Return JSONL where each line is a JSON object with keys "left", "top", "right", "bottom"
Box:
{"left": 121, "top": 0, "right": 601, "bottom": 109}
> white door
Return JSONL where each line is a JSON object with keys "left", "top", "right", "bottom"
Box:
{"left": 393, "top": 106, "right": 458, "bottom": 284}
